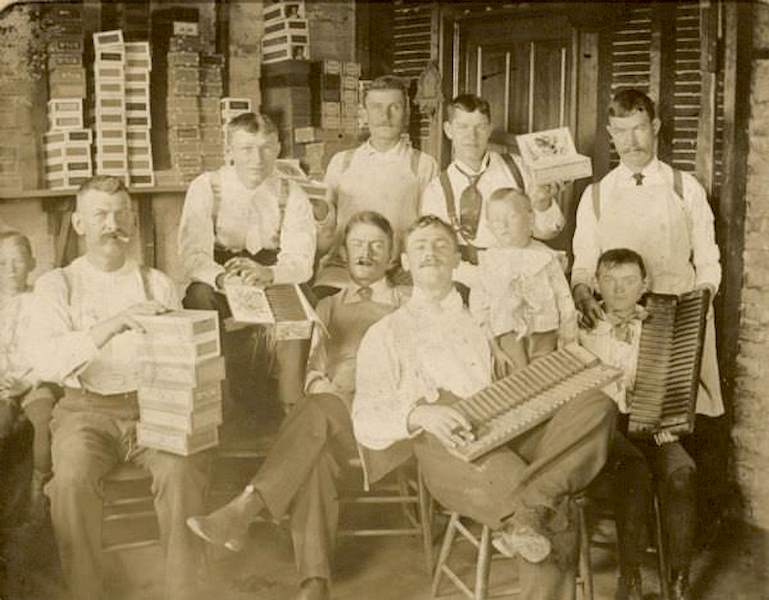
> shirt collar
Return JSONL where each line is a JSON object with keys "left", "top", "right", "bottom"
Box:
{"left": 360, "top": 135, "right": 411, "bottom": 158}
{"left": 617, "top": 157, "right": 661, "bottom": 182}
{"left": 453, "top": 152, "right": 491, "bottom": 178}
{"left": 342, "top": 277, "right": 396, "bottom": 305}
{"left": 407, "top": 286, "right": 464, "bottom": 316}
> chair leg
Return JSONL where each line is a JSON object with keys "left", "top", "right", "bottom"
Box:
{"left": 653, "top": 492, "right": 671, "bottom": 600}
{"left": 418, "top": 469, "right": 434, "bottom": 574}
{"left": 432, "top": 513, "right": 460, "bottom": 598}
{"left": 474, "top": 525, "right": 491, "bottom": 600}
{"left": 576, "top": 498, "right": 594, "bottom": 600}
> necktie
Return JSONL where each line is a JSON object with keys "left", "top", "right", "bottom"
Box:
{"left": 632, "top": 172, "right": 645, "bottom": 186}
{"left": 455, "top": 165, "right": 484, "bottom": 241}
{"left": 357, "top": 286, "right": 373, "bottom": 302}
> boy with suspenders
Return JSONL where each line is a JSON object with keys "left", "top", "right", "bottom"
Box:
{"left": 178, "top": 113, "right": 317, "bottom": 412}
{"left": 314, "top": 75, "right": 438, "bottom": 295}
{"left": 27, "top": 176, "right": 209, "bottom": 600}
{"left": 420, "top": 94, "right": 565, "bottom": 292}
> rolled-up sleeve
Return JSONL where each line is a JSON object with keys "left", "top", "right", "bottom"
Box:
{"left": 352, "top": 322, "right": 417, "bottom": 450}
{"left": 273, "top": 183, "right": 317, "bottom": 285}
{"left": 26, "top": 272, "right": 99, "bottom": 385}
{"left": 571, "top": 184, "right": 601, "bottom": 291}
{"left": 177, "top": 174, "right": 224, "bottom": 288}
{"left": 685, "top": 177, "right": 721, "bottom": 293}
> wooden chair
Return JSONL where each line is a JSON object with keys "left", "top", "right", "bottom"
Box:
{"left": 585, "top": 472, "right": 671, "bottom": 600}
{"left": 432, "top": 495, "right": 593, "bottom": 600}
{"left": 339, "top": 457, "right": 435, "bottom": 574}
{"left": 101, "top": 463, "right": 159, "bottom": 553}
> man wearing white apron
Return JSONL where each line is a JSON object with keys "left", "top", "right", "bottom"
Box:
{"left": 571, "top": 89, "right": 726, "bottom": 545}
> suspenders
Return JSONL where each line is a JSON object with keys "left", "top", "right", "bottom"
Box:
{"left": 340, "top": 146, "right": 424, "bottom": 177}
{"left": 439, "top": 152, "right": 526, "bottom": 265}
{"left": 208, "top": 170, "right": 290, "bottom": 266}
{"left": 59, "top": 263, "right": 154, "bottom": 303}
{"left": 590, "top": 168, "right": 684, "bottom": 221}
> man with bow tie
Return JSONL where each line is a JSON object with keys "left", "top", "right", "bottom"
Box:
{"left": 420, "top": 94, "right": 565, "bottom": 292}
{"left": 579, "top": 248, "right": 698, "bottom": 600}
{"left": 186, "top": 211, "right": 409, "bottom": 600}
{"left": 572, "top": 89, "right": 724, "bottom": 597}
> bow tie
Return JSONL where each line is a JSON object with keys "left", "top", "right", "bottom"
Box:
{"left": 604, "top": 307, "right": 648, "bottom": 344}
{"left": 632, "top": 172, "right": 645, "bottom": 186}
{"left": 356, "top": 286, "right": 373, "bottom": 302}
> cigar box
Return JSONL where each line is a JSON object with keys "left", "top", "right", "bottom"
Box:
{"left": 136, "top": 422, "right": 219, "bottom": 456}
{"left": 138, "top": 382, "right": 222, "bottom": 413}
{"left": 140, "top": 401, "right": 223, "bottom": 434}
{"left": 138, "top": 333, "right": 220, "bottom": 365}
{"left": 138, "top": 356, "right": 225, "bottom": 388}
{"left": 134, "top": 309, "right": 219, "bottom": 340}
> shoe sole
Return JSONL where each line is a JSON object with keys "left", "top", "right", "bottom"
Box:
{"left": 186, "top": 517, "right": 244, "bottom": 552}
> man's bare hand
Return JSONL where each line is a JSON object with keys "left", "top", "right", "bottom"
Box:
{"left": 89, "top": 300, "right": 169, "bottom": 348}
{"left": 573, "top": 284, "right": 604, "bottom": 329}
{"left": 408, "top": 401, "right": 475, "bottom": 449}
{"left": 224, "top": 257, "right": 274, "bottom": 287}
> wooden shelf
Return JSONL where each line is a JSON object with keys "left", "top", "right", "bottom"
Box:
{"left": 0, "top": 185, "right": 188, "bottom": 200}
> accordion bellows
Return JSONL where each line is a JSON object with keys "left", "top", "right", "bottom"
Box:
{"left": 628, "top": 289, "right": 710, "bottom": 438}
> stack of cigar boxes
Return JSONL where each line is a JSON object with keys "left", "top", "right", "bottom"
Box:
{"left": 45, "top": 4, "right": 87, "bottom": 100}
{"left": 199, "top": 54, "right": 225, "bottom": 171}
{"left": 90, "top": 30, "right": 129, "bottom": 183}
{"left": 124, "top": 41, "right": 153, "bottom": 187}
{"left": 44, "top": 100, "right": 93, "bottom": 190}
{"left": 262, "top": 1, "right": 309, "bottom": 65}
{"left": 167, "top": 24, "right": 203, "bottom": 184}
{"left": 135, "top": 310, "right": 225, "bottom": 456}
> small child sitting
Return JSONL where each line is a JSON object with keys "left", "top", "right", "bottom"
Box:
{"left": 469, "top": 188, "right": 577, "bottom": 372}
{"left": 579, "top": 248, "right": 696, "bottom": 600}
{"left": 0, "top": 231, "right": 57, "bottom": 522}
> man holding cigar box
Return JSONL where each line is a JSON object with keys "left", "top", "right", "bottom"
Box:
{"left": 178, "top": 112, "right": 317, "bottom": 412}
{"left": 27, "top": 175, "right": 209, "bottom": 600}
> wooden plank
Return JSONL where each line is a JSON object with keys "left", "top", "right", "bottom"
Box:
{"left": 651, "top": 2, "right": 676, "bottom": 164}
{"left": 695, "top": 0, "right": 718, "bottom": 196}
{"left": 136, "top": 194, "right": 156, "bottom": 267}
{"left": 717, "top": 1, "right": 752, "bottom": 416}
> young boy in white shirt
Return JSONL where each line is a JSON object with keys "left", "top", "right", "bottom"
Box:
{"left": 0, "top": 231, "right": 57, "bottom": 522}
{"left": 579, "top": 248, "right": 696, "bottom": 600}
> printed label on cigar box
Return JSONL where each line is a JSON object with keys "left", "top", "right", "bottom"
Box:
{"left": 93, "top": 30, "right": 124, "bottom": 48}
{"left": 136, "top": 422, "right": 219, "bottom": 456}
{"left": 138, "top": 335, "right": 220, "bottom": 366}
{"left": 139, "top": 355, "right": 225, "bottom": 388}
{"left": 134, "top": 309, "right": 219, "bottom": 340}
{"left": 140, "top": 402, "right": 223, "bottom": 434}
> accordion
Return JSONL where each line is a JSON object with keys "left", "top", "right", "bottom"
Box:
{"left": 628, "top": 289, "right": 710, "bottom": 438}
{"left": 447, "top": 344, "right": 622, "bottom": 462}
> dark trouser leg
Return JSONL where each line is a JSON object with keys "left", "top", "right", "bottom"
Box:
{"left": 23, "top": 387, "right": 56, "bottom": 475}
{"left": 46, "top": 405, "right": 121, "bottom": 600}
{"left": 135, "top": 449, "right": 211, "bottom": 600}
{"left": 647, "top": 442, "right": 696, "bottom": 572}
{"left": 252, "top": 394, "right": 355, "bottom": 582}
{"left": 274, "top": 338, "right": 311, "bottom": 412}
{"left": 182, "top": 281, "right": 231, "bottom": 344}
{"left": 610, "top": 431, "right": 653, "bottom": 574}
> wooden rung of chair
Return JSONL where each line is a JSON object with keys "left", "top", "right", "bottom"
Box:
{"left": 101, "top": 463, "right": 159, "bottom": 553}
{"left": 433, "top": 496, "right": 593, "bottom": 600}
{"left": 339, "top": 461, "right": 434, "bottom": 573}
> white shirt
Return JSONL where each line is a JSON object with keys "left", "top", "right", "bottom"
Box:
{"left": 572, "top": 159, "right": 721, "bottom": 295}
{"left": 420, "top": 151, "right": 566, "bottom": 288}
{"left": 470, "top": 241, "right": 577, "bottom": 342}
{"left": 578, "top": 315, "right": 643, "bottom": 414}
{"left": 27, "top": 257, "right": 179, "bottom": 395}
{"left": 178, "top": 165, "right": 316, "bottom": 288}
{"left": 305, "top": 278, "right": 406, "bottom": 403}
{"left": 352, "top": 287, "right": 491, "bottom": 450}
{"left": 324, "top": 137, "right": 438, "bottom": 242}
{"left": 0, "top": 290, "right": 35, "bottom": 384}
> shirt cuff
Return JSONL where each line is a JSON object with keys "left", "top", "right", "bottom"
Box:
{"left": 305, "top": 373, "right": 337, "bottom": 396}
{"left": 194, "top": 263, "right": 226, "bottom": 290}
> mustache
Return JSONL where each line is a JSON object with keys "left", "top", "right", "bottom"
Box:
{"left": 354, "top": 257, "right": 374, "bottom": 266}
{"left": 419, "top": 258, "right": 443, "bottom": 267}
{"left": 102, "top": 231, "right": 130, "bottom": 242}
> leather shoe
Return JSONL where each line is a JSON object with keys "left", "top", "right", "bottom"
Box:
{"left": 615, "top": 569, "right": 643, "bottom": 600}
{"left": 492, "top": 525, "right": 551, "bottom": 563}
{"left": 186, "top": 503, "right": 249, "bottom": 552}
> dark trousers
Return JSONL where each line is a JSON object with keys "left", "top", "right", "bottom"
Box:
{"left": 183, "top": 282, "right": 310, "bottom": 411}
{"left": 610, "top": 417, "right": 697, "bottom": 574}
{"left": 415, "top": 390, "right": 616, "bottom": 600}
{"left": 248, "top": 393, "right": 356, "bottom": 582}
